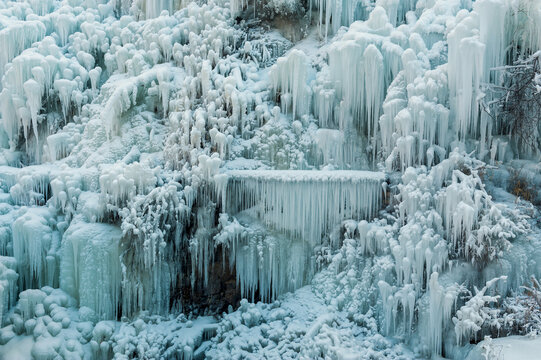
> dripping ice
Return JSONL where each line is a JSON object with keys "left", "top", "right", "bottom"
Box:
{"left": 0, "top": 0, "right": 539, "bottom": 359}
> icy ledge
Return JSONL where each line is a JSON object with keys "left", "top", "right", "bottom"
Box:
{"left": 222, "top": 169, "right": 386, "bottom": 181}
{"left": 216, "top": 170, "right": 387, "bottom": 245}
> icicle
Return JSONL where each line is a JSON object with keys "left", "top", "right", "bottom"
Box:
{"left": 219, "top": 170, "right": 385, "bottom": 245}
{"left": 447, "top": 12, "right": 485, "bottom": 140}
{"left": 269, "top": 50, "right": 311, "bottom": 120}
{"left": 363, "top": 44, "right": 385, "bottom": 144}
{"left": 17, "top": 289, "right": 46, "bottom": 322}
{"left": 313, "top": 0, "right": 365, "bottom": 40}
{"left": 0, "top": 258, "right": 18, "bottom": 326}
{"left": 23, "top": 79, "right": 42, "bottom": 140}
{"left": 474, "top": 0, "right": 508, "bottom": 83}
{"left": 12, "top": 210, "right": 54, "bottom": 290}
{"left": 315, "top": 129, "right": 344, "bottom": 168}
{"left": 215, "top": 216, "right": 312, "bottom": 302}
{"left": 428, "top": 273, "right": 446, "bottom": 355}
{"left": 0, "top": 21, "right": 46, "bottom": 83}
{"left": 99, "top": 162, "right": 157, "bottom": 207}
{"left": 60, "top": 221, "right": 122, "bottom": 320}
{"left": 89, "top": 67, "right": 102, "bottom": 94}
{"left": 157, "top": 67, "right": 171, "bottom": 116}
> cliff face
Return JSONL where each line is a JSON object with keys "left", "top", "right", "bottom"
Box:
{"left": 0, "top": 0, "right": 540, "bottom": 359}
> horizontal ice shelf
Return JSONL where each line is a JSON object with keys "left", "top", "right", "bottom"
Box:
{"left": 223, "top": 170, "right": 386, "bottom": 182}
{"left": 216, "top": 170, "right": 386, "bottom": 244}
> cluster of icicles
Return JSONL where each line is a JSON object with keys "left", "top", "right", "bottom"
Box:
{"left": 0, "top": 0, "right": 538, "bottom": 358}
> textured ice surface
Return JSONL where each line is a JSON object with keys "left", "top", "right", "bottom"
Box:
{"left": 0, "top": 0, "right": 539, "bottom": 358}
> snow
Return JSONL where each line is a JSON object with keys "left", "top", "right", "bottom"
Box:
{"left": 206, "top": 286, "right": 415, "bottom": 359}
{"left": 453, "top": 276, "right": 507, "bottom": 346}
{"left": 0, "top": 335, "right": 33, "bottom": 359}
{"left": 467, "top": 335, "right": 541, "bottom": 360}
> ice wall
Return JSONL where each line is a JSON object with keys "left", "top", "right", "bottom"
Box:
{"left": 309, "top": 5, "right": 406, "bottom": 166}
{"left": 310, "top": 0, "right": 418, "bottom": 41}
{"left": 120, "top": 183, "right": 190, "bottom": 316}
{"left": 0, "top": 0, "right": 538, "bottom": 358}
{"left": 311, "top": 150, "right": 529, "bottom": 357}
{"left": 218, "top": 170, "right": 385, "bottom": 244}
{"left": 214, "top": 170, "right": 386, "bottom": 301}
{"left": 214, "top": 214, "right": 313, "bottom": 302}
{"left": 379, "top": 0, "right": 541, "bottom": 170}
{"left": 0, "top": 0, "right": 252, "bottom": 323}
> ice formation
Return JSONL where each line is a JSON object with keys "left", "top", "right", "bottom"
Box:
{"left": 0, "top": 0, "right": 539, "bottom": 358}
{"left": 270, "top": 49, "right": 311, "bottom": 119}
{"left": 60, "top": 220, "right": 122, "bottom": 320}
{"left": 218, "top": 170, "right": 385, "bottom": 243}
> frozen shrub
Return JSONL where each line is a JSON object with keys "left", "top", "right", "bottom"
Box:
{"left": 482, "top": 52, "right": 541, "bottom": 157}
{"left": 501, "top": 276, "right": 541, "bottom": 335}
{"left": 258, "top": 0, "right": 304, "bottom": 18}
{"left": 507, "top": 167, "right": 538, "bottom": 203}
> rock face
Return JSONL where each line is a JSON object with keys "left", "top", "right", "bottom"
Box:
{"left": 186, "top": 247, "right": 240, "bottom": 313}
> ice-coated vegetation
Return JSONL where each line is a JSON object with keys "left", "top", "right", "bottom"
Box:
{"left": 0, "top": 0, "right": 540, "bottom": 359}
